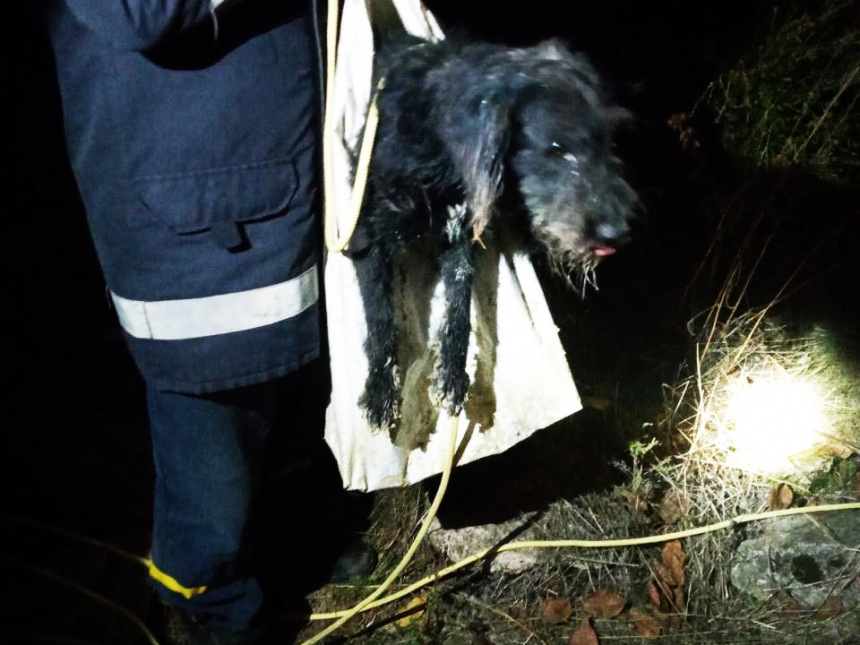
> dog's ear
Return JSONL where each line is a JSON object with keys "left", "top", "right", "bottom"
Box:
{"left": 532, "top": 39, "right": 599, "bottom": 80}
{"left": 604, "top": 105, "right": 634, "bottom": 130}
{"left": 532, "top": 40, "right": 633, "bottom": 132}
{"left": 531, "top": 38, "right": 572, "bottom": 62}
{"left": 444, "top": 94, "right": 513, "bottom": 242}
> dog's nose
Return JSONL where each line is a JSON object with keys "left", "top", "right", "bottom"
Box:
{"left": 594, "top": 220, "right": 630, "bottom": 246}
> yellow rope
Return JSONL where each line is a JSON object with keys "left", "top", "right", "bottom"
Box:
{"left": 300, "top": 413, "right": 462, "bottom": 644}
{"left": 321, "top": 0, "right": 339, "bottom": 250}
{"left": 6, "top": 500, "right": 860, "bottom": 635}
{"left": 308, "top": 500, "right": 860, "bottom": 620}
{"left": 322, "top": 0, "right": 381, "bottom": 253}
{"left": 147, "top": 560, "right": 208, "bottom": 599}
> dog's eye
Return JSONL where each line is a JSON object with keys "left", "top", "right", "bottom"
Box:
{"left": 549, "top": 142, "right": 578, "bottom": 165}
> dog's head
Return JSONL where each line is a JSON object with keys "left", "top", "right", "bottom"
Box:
{"left": 440, "top": 40, "right": 638, "bottom": 279}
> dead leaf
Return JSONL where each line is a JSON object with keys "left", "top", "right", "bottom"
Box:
{"left": 396, "top": 597, "right": 426, "bottom": 627}
{"left": 616, "top": 489, "right": 650, "bottom": 522}
{"left": 569, "top": 618, "right": 600, "bottom": 645}
{"left": 651, "top": 562, "right": 675, "bottom": 596}
{"left": 658, "top": 490, "right": 690, "bottom": 525}
{"left": 661, "top": 541, "right": 685, "bottom": 587}
{"left": 814, "top": 597, "right": 843, "bottom": 620}
{"left": 628, "top": 608, "right": 661, "bottom": 639}
{"left": 648, "top": 581, "right": 684, "bottom": 621}
{"left": 666, "top": 113, "right": 701, "bottom": 152}
{"left": 670, "top": 588, "right": 685, "bottom": 616}
{"left": 581, "top": 395, "right": 612, "bottom": 411}
{"left": 770, "top": 590, "right": 803, "bottom": 617}
{"left": 508, "top": 605, "right": 529, "bottom": 621}
{"left": 581, "top": 589, "right": 625, "bottom": 618}
{"left": 768, "top": 482, "right": 794, "bottom": 510}
{"left": 646, "top": 579, "right": 662, "bottom": 611}
{"left": 542, "top": 597, "right": 573, "bottom": 624}
{"left": 647, "top": 542, "right": 686, "bottom": 621}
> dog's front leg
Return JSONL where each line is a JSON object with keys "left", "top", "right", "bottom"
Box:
{"left": 434, "top": 223, "right": 477, "bottom": 415}
{"left": 354, "top": 242, "right": 400, "bottom": 429}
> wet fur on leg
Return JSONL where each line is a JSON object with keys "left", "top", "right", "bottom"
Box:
{"left": 349, "top": 36, "right": 639, "bottom": 429}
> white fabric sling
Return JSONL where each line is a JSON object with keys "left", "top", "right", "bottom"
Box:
{"left": 323, "top": 0, "right": 582, "bottom": 492}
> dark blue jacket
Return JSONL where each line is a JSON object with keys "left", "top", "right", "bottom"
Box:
{"left": 45, "top": 0, "right": 324, "bottom": 393}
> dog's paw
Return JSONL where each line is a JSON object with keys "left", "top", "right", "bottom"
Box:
{"left": 359, "top": 389, "right": 400, "bottom": 429}
{"left": 359, "top": 368, "right": 401, "bottom": 429}
{"left": 429, "top": 367, "right": 470, "bottom": 416}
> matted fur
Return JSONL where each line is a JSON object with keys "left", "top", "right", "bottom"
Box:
{"left": 349, "top": 36, "right": 639, "bottom": 429}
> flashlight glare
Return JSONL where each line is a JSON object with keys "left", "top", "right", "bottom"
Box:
{"left": 723, "top": 377, "right": 828, "bottom": 474}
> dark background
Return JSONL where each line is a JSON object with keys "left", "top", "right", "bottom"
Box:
{"left": 2, "top": 1, "right": 858, "bottom": 643}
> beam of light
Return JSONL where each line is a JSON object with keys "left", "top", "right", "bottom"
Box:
{"left": 720, "top": 375, "right": 830, "bottom": 475}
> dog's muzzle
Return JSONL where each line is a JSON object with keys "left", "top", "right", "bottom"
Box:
{"left": 590, "top": 220, "right": 632, "bottom": 256}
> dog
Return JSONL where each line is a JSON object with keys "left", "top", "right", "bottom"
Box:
{"left": 348, "top": 36, "right": 639, "bottom": 430}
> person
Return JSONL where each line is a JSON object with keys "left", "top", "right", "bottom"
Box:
{"left": 42, "top": 1, "right": 372, "bottom": 643}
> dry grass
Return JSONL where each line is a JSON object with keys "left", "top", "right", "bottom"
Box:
{"left": 676, "top": 309, "right": 859, "bottom": 479}
{"left": 298, "top": 291, "right": 859, "bottom": 645}
{"left": 645, "top": 307, "right": 860, "bottom": 644}
{"left": 299, "top": 308, "right": 859, "bottom": 645}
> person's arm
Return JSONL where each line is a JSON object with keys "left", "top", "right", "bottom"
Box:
{"left": 61, "top": 0, "right": 215, "bottom": 51}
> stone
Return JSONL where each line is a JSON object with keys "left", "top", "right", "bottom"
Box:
{"left": 730, "top": 510, "right": 860, "bottom": 609}
{"left": 426, "top": 516, "right": 545, "bottom": 574}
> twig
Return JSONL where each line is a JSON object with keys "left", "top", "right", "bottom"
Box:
{"left": 0, "top": 515, "right": 150, "bottom": 567}
{"left": 458, "top": 593, "right": 550, "bottom": 645}
{"left": 0, "top": 554, "right": 160, "bottom": 645}
{"left": 793, "top": 64, "right": 860, "bottom": 162}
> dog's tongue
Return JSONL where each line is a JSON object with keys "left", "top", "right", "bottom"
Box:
{"left": 592, "top": 246, "right": 616, "bottom": 257}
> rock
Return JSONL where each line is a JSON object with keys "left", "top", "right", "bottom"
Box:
{"left": 730, "top": 509, "right": 860, "bottom": 609}
{"left": 426, "top": 516, "right": 545, "bottom": 574}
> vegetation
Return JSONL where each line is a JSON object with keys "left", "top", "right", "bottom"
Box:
{"left": 705, "top": 0, "right": 860, "bottom": 184}
{"left": 298, "top": 2, "right": 860, "bottom": 643}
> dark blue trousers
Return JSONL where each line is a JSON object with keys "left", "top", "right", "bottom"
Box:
{"left": 146, "top": 361, "right": 330, "bottom": 631}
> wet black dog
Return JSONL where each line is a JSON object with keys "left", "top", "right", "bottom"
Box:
{"left": 349, "top": 37, "right": 638, "bottom": 429}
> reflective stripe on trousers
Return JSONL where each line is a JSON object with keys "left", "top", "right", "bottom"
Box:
{"left": 148, "top": 560, "right": 208, "bottom": 599}
{"left": 110, "top": 265, "right": 318, "bottom": 340}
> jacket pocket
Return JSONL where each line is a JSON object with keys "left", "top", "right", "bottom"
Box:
{"left": 134, "top": 158, "right": 299, "bottom": 236}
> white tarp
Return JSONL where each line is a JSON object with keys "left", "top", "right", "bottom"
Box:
{"left": 323, "top": 0, "right": 582, "bottom": 492}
